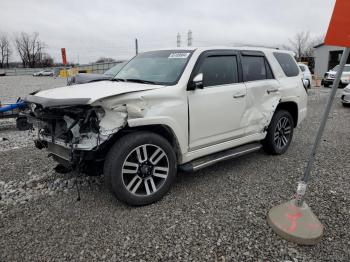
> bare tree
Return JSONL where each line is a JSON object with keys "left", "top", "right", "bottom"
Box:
{"left": 288, "top": 31, "right": 312, "bottom": 62}
{"left": 15, "top": 32, "right": 45, "bottom": 68}
{"left": 0, "top": 32, "right": 11, "bottom": 68}
{"left": 304, "top": 35, "right": 324, "bottom": 58}
{"left": 40, "top": 53, "right": 54, "bottom": 67}
{"left": 286, "top": 31, "right": 325, "bottom": 61}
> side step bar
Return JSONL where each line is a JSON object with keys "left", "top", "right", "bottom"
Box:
{"left": 179, "top": 143, "right": 262, "bottom": 172}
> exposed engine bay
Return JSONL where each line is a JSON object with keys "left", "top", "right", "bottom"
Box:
{"left": 26, "top": 103, "right": 127, "bottom": 172}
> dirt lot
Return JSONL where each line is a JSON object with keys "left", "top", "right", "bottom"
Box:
{"left": 0, "top": 76, "right": 349, "bottom": 261}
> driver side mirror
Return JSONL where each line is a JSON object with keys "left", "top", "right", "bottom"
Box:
{"left": 188, "top": 73, "right": 203, "bottom": 90}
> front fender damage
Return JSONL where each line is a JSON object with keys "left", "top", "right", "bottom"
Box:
{"left": 28, "top": 97, "right": 150, "bottom": 170}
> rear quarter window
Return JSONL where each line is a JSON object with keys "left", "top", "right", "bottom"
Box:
{"left": 241, "top": 56, "right": 274, "bottom": 82}
{"left": 273, "top": 52, "right": 300, "bottom": 77}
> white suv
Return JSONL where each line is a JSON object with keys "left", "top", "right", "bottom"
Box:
{"left": 322, "top": 64, "right": 350, "bottom": 88}
{"left": 25, "top": 47, "right": 307, "bottom": 205}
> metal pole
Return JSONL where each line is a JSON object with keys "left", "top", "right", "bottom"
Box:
{"left": 177, "top": 33, "right": 181, "bottom": 48}
{"left": 296, "top": 47, "right": 350, "bottom": 207}
{"left": 65, "top": 65, "right": 69, "bottom": 85}
{"left": 135, "top": 38, "right": 139, "bottom": 55}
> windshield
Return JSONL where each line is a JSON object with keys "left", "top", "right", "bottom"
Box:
{"left": 104, "top": 62, "right": 126, "bottom": 76}
{"left": 332, "top": 65, "right": 350, "bottom": 72}
{"left": 114, "top": 50, "right": 193, "bottom": 85}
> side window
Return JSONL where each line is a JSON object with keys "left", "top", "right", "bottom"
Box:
{"left": 242, "top": 56, "right": 273, "bottom": 82}
{"left": 197, "top": 55, "right": 238, "bottom": 87}
{"left": 273, "top": 52, "right": 300, "bottom": 77}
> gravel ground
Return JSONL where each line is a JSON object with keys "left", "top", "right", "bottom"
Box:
{"left": 0, "top": 77, "right": 349, "bottom": 261}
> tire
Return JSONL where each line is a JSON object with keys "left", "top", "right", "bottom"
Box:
{"left": 104, "top": 131, "right": 177, "bottom": 206}
{"left": 262, "top": 110, "right": 294, "bottom": 155}
{"left": 343, "top": 102, "right": 350, "bottom": 107}
{"left": 323, "top": 83, "right": 329, "bottom": 88}
{"left": 16, "top": 117, "right": 32, "bottom": 131}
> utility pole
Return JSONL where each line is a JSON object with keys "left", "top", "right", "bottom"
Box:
{"left": 135, "top": 38, "right": 139, "bottom": 55}
{"left": 177, "top": 33, "right": 181, "bottom": 47}
{"left": 188, "top": 30, "right": 193, "bottom": 47}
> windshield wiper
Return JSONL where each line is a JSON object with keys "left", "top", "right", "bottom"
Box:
{"left": 110, "top": 78, "right": 126, "bottom": 82}
{"left": 124, "top": 79, "right": 157, "bottom": 85}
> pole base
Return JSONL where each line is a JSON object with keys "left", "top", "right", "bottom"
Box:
{"left": 267, "top": 200, "right": 324, "bottom": 245}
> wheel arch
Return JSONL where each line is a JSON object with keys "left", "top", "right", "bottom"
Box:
{"left": 106, "top": 124, "right": 183, "bottom": 164}
{"left": 276, "top": 101, "right": 298, "bottom": 127}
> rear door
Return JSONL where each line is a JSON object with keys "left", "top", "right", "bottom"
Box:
{"left": 187, "top": 50, "right": 247, "bottom": 150}
{"left": 240, "top": 51, "right": 281, "bottom": 135}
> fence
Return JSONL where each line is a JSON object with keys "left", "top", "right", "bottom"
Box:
{"left": 0, "top": 62, "right": 121, "bottom": 76}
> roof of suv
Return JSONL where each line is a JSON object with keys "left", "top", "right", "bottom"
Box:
{"left": 149, "top": 46, "right": 295, "bottom": 55}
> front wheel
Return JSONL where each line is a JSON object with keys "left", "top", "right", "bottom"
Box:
{"left": 104, "top": 132, "right": 177, "bottom": 206}
{"left": 262, "top": 110, "right": 294, "bottom": 155}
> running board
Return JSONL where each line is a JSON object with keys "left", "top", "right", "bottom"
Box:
{"left": 179, "top": 143, "right": 262, "bottom": 172}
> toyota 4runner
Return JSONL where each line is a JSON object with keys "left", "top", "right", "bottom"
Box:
{"left": 25, "top": 47, "right": 307, "bottom": 206}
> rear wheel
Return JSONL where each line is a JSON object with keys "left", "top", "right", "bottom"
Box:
{"left": 262, "top": 110, "right": 294, "bottom": 155}
{"left": 104, "top": 132, "right": 177, "bottom": 206}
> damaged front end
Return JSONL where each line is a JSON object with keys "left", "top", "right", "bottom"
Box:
{"left": 26, "top": 102, "right": 127, "bottom": 173}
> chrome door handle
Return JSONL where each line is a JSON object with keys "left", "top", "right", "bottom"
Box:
{"left": 267, "top": 88, "right": 279, "bottom": 94}
{"left": 233, "top": 93, "right": 245, "bottom": 98}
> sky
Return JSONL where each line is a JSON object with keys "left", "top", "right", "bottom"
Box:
{"left": 1, "top": 0, "right": 336, "bottom": 64}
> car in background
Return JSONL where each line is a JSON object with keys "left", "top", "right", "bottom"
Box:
{"left": 68, "top": 62, "right": 126, "bottom": 85}
{"left": 298, "top": 63, "right": 312, "bottom": 88}
{"left": 341, "top": 84, "right": 350, "bottom": 107}
{"left": 322, "top": 64, "right": 350, "bottom": 88}
{"left": 33, "top": 70, "right": 54, "bottom": 77}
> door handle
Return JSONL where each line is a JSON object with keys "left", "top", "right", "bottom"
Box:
{"left": 233, "top": 93, "right": 245, "bottom": 98}
{"left": 267, "top": 88, "right": 279, "bottom": 94}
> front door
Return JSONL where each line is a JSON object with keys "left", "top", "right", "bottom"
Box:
{"left": 188, "top": 51, "right": 247, "bottom": 150}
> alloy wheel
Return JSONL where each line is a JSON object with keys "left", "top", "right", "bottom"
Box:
{"left": 121, "top": 144, "right": 169, "bottom": 196}
{"left": 274, "top": 117, "right": 292, "bottom": 150}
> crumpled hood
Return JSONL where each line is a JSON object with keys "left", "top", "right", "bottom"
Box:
{"left": 25, "top": 81, "right": 162, "bottom": 108}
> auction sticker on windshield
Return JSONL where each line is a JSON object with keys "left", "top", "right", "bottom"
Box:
{"left": 168, "top": 53, "right": 190, "bottom": 59}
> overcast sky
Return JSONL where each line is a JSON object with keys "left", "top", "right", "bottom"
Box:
{"left": 1, "top": 0, "right": 336, "bottom": 64}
